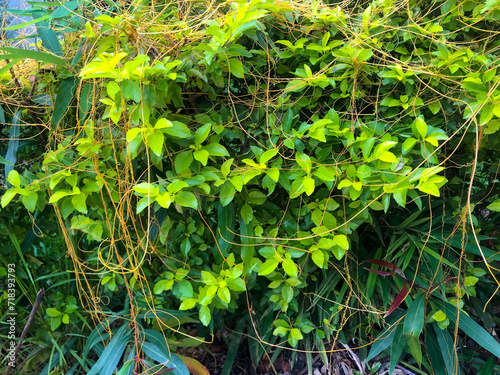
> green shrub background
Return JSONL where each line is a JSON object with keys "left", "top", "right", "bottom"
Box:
{"left": 1, "top": 0, "right": 500, "bottom": 373}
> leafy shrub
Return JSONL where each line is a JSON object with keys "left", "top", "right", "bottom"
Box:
{"left": 1, "top": 0, "right": 500, "bottom": 373}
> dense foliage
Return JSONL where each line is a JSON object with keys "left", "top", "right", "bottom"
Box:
{"left": 1, "top": 0, "right": 500, "bottom": 374}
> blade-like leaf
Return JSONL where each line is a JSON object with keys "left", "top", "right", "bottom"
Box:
{"left": 403, "top": 293, "right": 426, "bottom": 365}
{"left": 78, "top": 82, "right": 93, "bottom": 121}
{"left": 50, "top": 0, "right": 79, "bottom": 22}
{"left": 365, "top": 312, "right": 404, "bottom": 362}
{"left": 216, "top": 201, "right": 235, "bottom": 259}
{"left": 0, "top": 47, "right": 66, "bottom": 66}
{"left": 433, "top": 323, "right": 457, "bottom": 375}
{"left": 364, "top": 268, "right": 394, "bottom": 277}
{"left": 1, "top": 14, "right": 50, "bottom": 30}
{"left": 52, "top": 76, "right": 80, "bottom": 126}
{"left": 0, "top": 155, "right": 14, "bottom": 166}
{"left": 478, "top": 357, "right": 495, "bottom": 375}
{"left": 437, "top": 300, "right": 500, "bottom": 357}
{"left": 0, "top": 59, "right": 21, "bottom": 76}
{"left": 385, "top": 283, "right": 408, "bottom": 317}
{"left": 389, "top": 323, "right": 406, "bottom": 375}
{"left": 83, "top": 318, "right": 117, "bottom": 361}
{"left": 5, "top": 110, "right": 21, "bottom": 187}
{"left": 221, "top": 317, "right": 246, "bottom": 375}
{"left": 33, "top": 10, "right": 64, "bottom": 56}
{"left": 403, "top": 293, "right": 426, "bottom": 336}
{"left": 39, "top": 337, "right": 78, "bottom": 375}
{"left": 142, "top": 330, "right": 189, "bottom": 375}
{"left": 425, "top": 329, "right": 447, "bottom": 375}
{"left": 87, "top": 324, "right": 131, "bottom": 375}
{"left": 364, "top": 259, "right": 405, "bottom": 277}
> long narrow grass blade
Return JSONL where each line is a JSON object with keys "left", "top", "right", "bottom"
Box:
{"left": 0, "top": 47, "right": 65, "bottom": 66}
{"left": 4, "top": 110, "right": 21, "bottom": 186}
{"left": 432, "top": 323, "right": 457, "bottom": 375}
{"left": 437, "top": 300, "right": 500, "bottom": 357}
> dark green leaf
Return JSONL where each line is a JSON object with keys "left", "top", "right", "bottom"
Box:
{"left": 437, "top": 300, "right": 500, "bottom": 357}
{"left": 33, "top": 11, "right": 64, "bottom": 56}
{"left": 216, "top": 201, "right": 235, "bottom": 258}
{"left": 52, "top": 76, "right": 80, "bottom": 126}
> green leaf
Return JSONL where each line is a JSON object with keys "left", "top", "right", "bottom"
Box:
{"left": 71, "top": 193, "right": 88, "bottom": 214}
{"left": 303, "top": 177, "right": 315, "bottom": 196}
{"left": 314, "top": 166, "right": 336, "bottom": 182}
{"left": 228, "top": 59, "right": 245, "bottom": 78}
{"left": 333, "top": 235, "right": 349, "bottom": 250}
{"left": 366, "top": 312, "right": 404, "bottom": 362}
{"left": 389, "top": 324, "right": 406, "bottom": 375}
{"left": 378, "top": 151, "right": 398, "bottom": 163}
{"left": 248, "top": 190, "right": 267, "bottom": 205}
{"left": 199, "top": 305, "right": 211, "bottom": 326}
{"left": 1, "top": 14, "right": 50, "bottom": 31}
{"left": 296, "top": 152, "right": 312, "bottom": 175}
{"left": 484, "top": 119, "right": 500, "bottom": 135}
{"left": 62, "top": 314, "right": 70, "bottom": 325}
{"left": 227, "top": 278, "right": 246, "bottom": 292}
{"left": 143, "top": 331, "right": 190, "bottom": 375}
{"left": 164, "top": 121, "right": 192, "bottom": 138}
{"left": 217, "top": 286, "right": 231, "bottom": 303}
{"left": 260, "top": 149, "right": 278, "bottom": 163}
{"left": 220, "top": 181, "right": 235, "bottom": 207}
{"left": 258, "top": 259, "right": 279, "bottom": 276}
{"left": 217, "top": 201, "right": 235, "bottom": 258}
{"left": 193, "top": 150, "right": 209, "bottom": 166}
{"left": 433, "top": 323, "right": 457, "bottom": 375}
{"left": 282, "top": 258, "right": 298, "bottom": 277}
{"left": 437, "top": 300, "right": 500, "bottom": 358}
{"left": 179, "top": 298, "right": 197, "bottom": 310}
{"left": 50, "top": 1, "right": 79, "bottom": 21}
{"left": 290, "top": 177, "right": 305, "bottom": 198}
{"left": 87, "top": 324, "right": 131, "bottom": 375}
{"left": 46, "top": 308, "right": 61, "bottom": 317}
{"left": 241, "top": 203, "right": 254, "bottom": 224}
{"left": 432, "top": 310, "right": 447, "bottom": 322}
{"left": 175, "top": 192, "right": 198, "bottom": 209}
{"left": 402, "top": 138, "right": 417, "bottom": 154}
{"left": 0, "top": 155, "right": 14, "bottom": 167}
{"left": 7, "top": 170, "right": 21, "bottom": 188}
{"left": 175, "top": 150, "right": 193, "bottom": 173}
{"left": 204, "top": 143, "right": 229, "bottom": 156}
{"left": 418, "top": 180, "right": 440, "bottom": 196}
{"left": 403, "top": 293, "right": 425, "bottom": 365}
{"left": 357, "top": 49, "right": 373, "bottom": 62}
{"left": 33, "top": 11, "right": 63, "bottom": 56}
{"left": 126, "top": 128, "right": 142, "bottom": 142}
{"left": 415, "top": 117, "right": 428, "bottom": 138}
{"left": 428, "top": 101, "right": 441, "bottom": 114}
{"left": 486, "top": 199, "right": 500, "bottom": 212}
{"left": 311, "top": 249, "right": 325, "bottom": 268}
{"left": 462, "top": 78, "right": 487, "bottom": 93}
{"left": 273, "top": 326, "right": 289, "bottom": 336}
{"left": 52, "top": 76, "right": 79, "bottom": 126}
{"left": 221, "top": 158, "right": 233, "bottom": 177}
{"left": 146, "top": 130, "right": 164, "bottom": 157}
{"left": 50, "top": 316, "right": 62, "bottom": 331}
{"left": 265, "top": 168, "right": 280, "bottom": 182}
{"left": 288, "top": 328, "right": 303, "bottom": 347}
{"left": 1, "top": 190, "right": 18, "bottom": 208}
{"left": 195, "top": 123, "right": 211, "bottom": 146}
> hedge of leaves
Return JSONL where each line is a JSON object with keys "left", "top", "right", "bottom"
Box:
{"left": 1, "top": 0, "right": 500, "bottom": 373}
